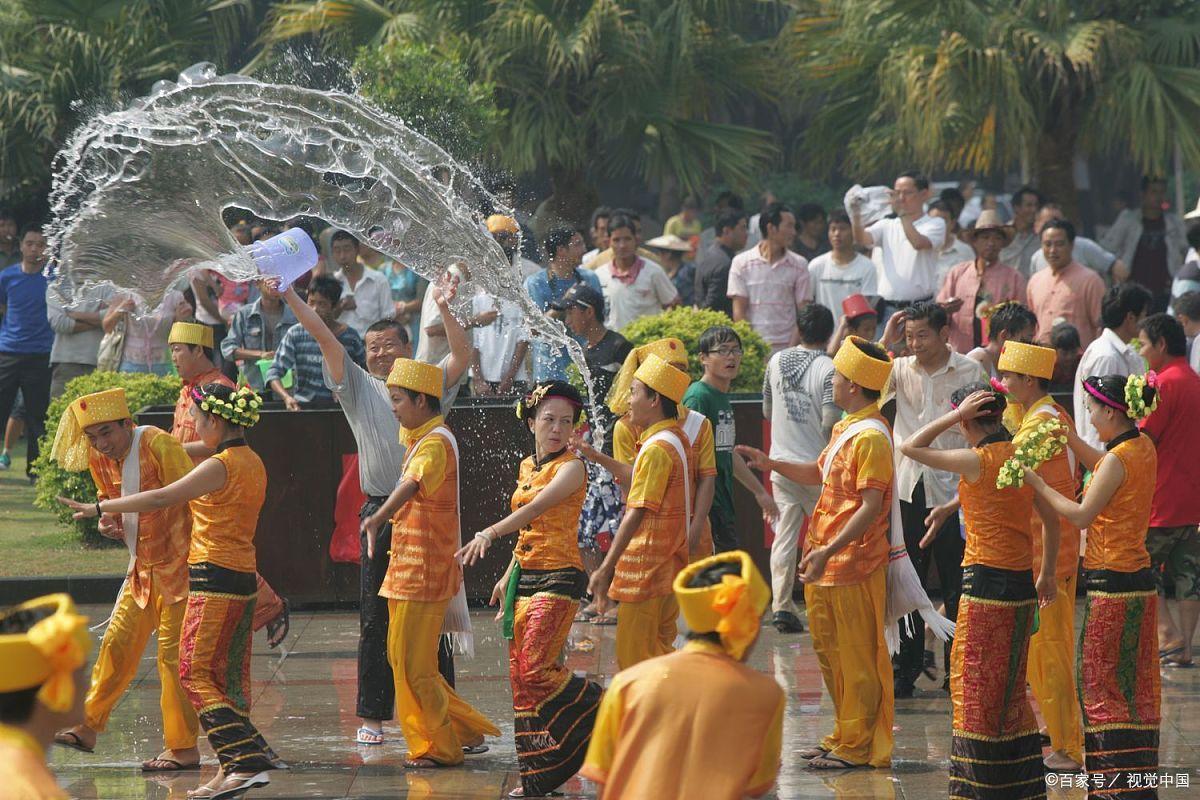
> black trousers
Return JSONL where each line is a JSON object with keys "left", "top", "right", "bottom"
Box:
{"left": 0, "top": 352, "right": 50, "bottom": 476}
{"left": 358, "top": 497, "right": 454, "bottom": 721}
{"left": 709, "top": 506, "right": 739, "bottom": 553}
{"left": 895, "top": 478, "right": 964, "bottom": 691}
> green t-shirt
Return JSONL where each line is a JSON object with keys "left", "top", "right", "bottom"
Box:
{"left": 682, "top": 379, "right": 736, "bottom": 522}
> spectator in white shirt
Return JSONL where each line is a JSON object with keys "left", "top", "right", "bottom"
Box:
{"left": 1073, "top": 282, "right": 1153, "bottom": 450}
{"left": 762, "top": 303, "right": 838, "bottom": 634}
{"left": 808, "top": 209, "right": 877, "bottom": 326}
{"left": 594, "top": 213, "right": 679, "bottom": 331}
{"left": 879, "top": 301, "right": 987, "bottom": 696}
{"left": 929, "top": 199, "right": 975, "bottom": 288}
{"left": 1175, "top": 291, "right": 1200, "bottom": 374}
{"left": 469, "top": 290, "right": 529, "bottom": 396}
{"left": 581, "top": 206, "right": 611, "bottom": 267}
{"left": 1030, "top": 203, "right": 1129, "bottom": 282}
{"left": 330, "top": 230, "right": 395, "bottom": 337}
{"left": 728, "top": 202, "right": 811, "bottom": 353}
{"left": 851, "top": 171, "right": 947, "bottom": 326}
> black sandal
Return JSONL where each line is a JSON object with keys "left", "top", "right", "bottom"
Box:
{"left": 266, "top": 599, "right": 290, "bottom": 649}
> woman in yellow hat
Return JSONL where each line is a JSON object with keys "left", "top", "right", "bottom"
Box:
{"left": 899, "top": 384, "right": 1060, "bottom": 797}
{"left": 456, "top": 380, "right": 603, "bottom": 798}
{"left": 581, "top": 551, "right": 784, "bottom": 800}
{"left": 997, "top": 340, "right": 1085, "bottom": 771}
{"left": 0, "top": 593, "right": 91, "bottom": 800}
{"left": 1023, "top": 373, "right": 1161, "bottom": 794}
{"left": 59, "top": 383, "right": 277, "bottom": 799}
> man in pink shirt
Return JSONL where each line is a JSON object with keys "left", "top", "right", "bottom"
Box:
{"left": 728, "top": 202, "right": 810, "bottom": 353}
{"left": 936, "top": 209, "right": 1027, "bottom": 354}
{"left": 1137, "top": 313, "right": 1200, "bottom": 667}
{"left": 1026, "top": 219, "right": 1104, "bottom": 347}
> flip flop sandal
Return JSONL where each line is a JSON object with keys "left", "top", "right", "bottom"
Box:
{"left": 808, "top": 755, "right": 862, "bottom": 770}
{"left": 509, "top": 789, "right": 563, "bottom": 798}
{"left": 54, "top": 731, "right": 94, "bottom": 754}
{"left": 593, "top": 614, "right": 617, "bottom": 626}
{"left": 1163, "top": 656, "right": 1195, "bottom": 668}
{"left": 211, "top": 770, "right": 271, "bottom": 800}
{"left": 356, "top": 726, "right": 384, "bottom": 745}
{"left": 798, "top": 746, "right": 829, "bottom": 760}
{"left": 142, "top": 757, "right": 200, "bottom": 772}
{"left": 404, "top": 757, "right": 448, "bottom": 769}
{"left": 574, "top": 609, "right": 597, "bottom": 623}
{"left": 266, "top": 599, "right": 290, "bottom": 649}
{"left": 462, "top": 744, "right": 489, "bottom": 755}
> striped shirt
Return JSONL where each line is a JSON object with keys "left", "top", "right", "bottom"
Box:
{"left": 267, "top": 323, "right": 365, "bottom": 405}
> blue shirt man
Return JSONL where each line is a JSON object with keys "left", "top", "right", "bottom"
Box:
{"left": 524, "top": 267, "right": 602, "bottom": 381}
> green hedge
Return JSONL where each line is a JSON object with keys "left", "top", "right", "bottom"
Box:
{"left": 33, "top": 371, "right": 182, "bottom": 547}
{"left": 619, "top": 307, "right": 769, "bottom": 393}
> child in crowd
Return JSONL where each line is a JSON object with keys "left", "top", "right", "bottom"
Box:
{"left": 827, "top": 294, "right": 879, "bottom": 357}
{"left": 1050, "top": 322, "right": 1082, "bottom": 386}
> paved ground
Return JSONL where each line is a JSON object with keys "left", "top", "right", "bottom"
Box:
{"left": 48, "top": 604, "right": 1200, "bottom": 798}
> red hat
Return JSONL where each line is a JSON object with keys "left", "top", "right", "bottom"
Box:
{"left": 842, "top": 294, "right": 876, "bottom": 321}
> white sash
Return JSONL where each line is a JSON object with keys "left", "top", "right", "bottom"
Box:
{"left": 401, "top": 424, "right": 473, "bottom": 658}
{"left": 1030, "top": 403, "right": 1077, "bottom": 475}
{"left": 680, "top": 408, "right": 705, "bottom": 446}
{"left": 635, "top": 428, "right": 692, "bottom": 529}
{"left": 92, "top": 426, "right": 147, "bottom": 631}
{"left": 819, "top": 418, "right": 954, "bottom": 653}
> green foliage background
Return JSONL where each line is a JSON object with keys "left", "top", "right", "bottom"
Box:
{"left": 32, "top": 371, "right": 181, "bottom": 546}
{"left": 619, "top": 307, "right": 769, "bottom": 393}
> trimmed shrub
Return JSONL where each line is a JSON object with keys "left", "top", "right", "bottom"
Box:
{"left": 619, "top": 307, "right": 769, "bottom": 393}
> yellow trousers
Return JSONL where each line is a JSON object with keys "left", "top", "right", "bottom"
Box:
{"left": 387, "top": 598, "right": 499, "bottom": 764}
{"left": 615, "top": 595, "right": 679, "bottom": 670}
{"left": 85, "top": 580, "right": 198, "bottom": 750}
{"left": 805, "top": 567, "right": 894, "bottom": 767}
{"left": 1027, "top": 572, "right": 1083, "bottom": 763}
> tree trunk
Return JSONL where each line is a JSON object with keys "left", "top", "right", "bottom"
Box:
{"left": 545, "top": 166, "right": 599, "bottom": 232}
{"left": 1034, "top": 116, "right": 1080, "bottom": 224}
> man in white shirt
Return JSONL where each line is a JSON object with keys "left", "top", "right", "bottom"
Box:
{"left": 880, "top": 301, "right": 986, "bottom": 697}
{"left": 1174, "top": 291, "right": 1200, "bottom": 374}
{"left": 330, "top": 230, "right": 395, "bottom": 337}
{"left": 469, "top": 291, "right": 529, "bottom": 396}
{"left": 808, "top": 209, "right": 877, "bottom": 326}
{"left": 851, "top": 171, "right": 947, "bottom": 327}
{"left": 594, "top": 213, "right": 678, "bottom": 330}
{"left": 1073, "top": 283, "right": 1153, "bottom": 449}
{"left": 581, "top": 206, "right": 611, "bottom": 267}
{"left": 1030, "top": 203, "right": 1129, "bottom": 282}
{"left": 762, "top": 303, "right": 838, "bottom": 634}
{"left": 928, "top": 199, "right": 975, "bottom": 289}
{"left": 728, "top": 202, "right": 811, "bottom": 353}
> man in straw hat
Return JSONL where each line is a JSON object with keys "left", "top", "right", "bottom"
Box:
{"left": 936, "top": 208, "right": 1027, "bottom": 355}
{"left": 739, "top": 335, "right": 900, "bottom": 769}
{"left": 0, "top": 593, "right": 92, "bottom": 799}
{"left": 166, "top": 320, "right": 291, "bottom": 649}
{"left": 359, "top": 358, "right": 498, "bottom": 767}
{"left": 644, "top": 234, "right": 696, "bottom": 307}
{"left": 48, "top": 388, "right": 200, "bottom": 772}
{"left": 997, "top": 339, "right": 1084, "bottom": 771}
{"left": 588, "top": 353, "right": 693, "bottom": 668}
{"left": 581, "top": 551, "right": 784, "bottom": 799}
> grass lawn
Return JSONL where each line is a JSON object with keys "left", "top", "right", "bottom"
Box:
{"left": 0, "top": 452, "right": 127, "bottom": 577}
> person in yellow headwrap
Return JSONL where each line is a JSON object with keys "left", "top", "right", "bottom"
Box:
{"left": 997, "top": 340, "right": 1085, "bottom": 771}
{"left": 0, "top": 593, "right": 92, "bottom": 800}
{"left": 738, "top": 336, "right": 895, "bottom": 769}
{"left": 588, "top": 354, "right": 693, "bottom": 668}
{"left": 359, "top": 358, "right": 498, "bottom": 768}
{"left": 168, "top": 321, "right": 290, "bottom": 649}
{"left": 581, "top": 551, "right": 784, "bottom": 800}
{"left": 48, "top": 388, "right": 199, "bottom": 772}
{"left": 59, "top": 383, "right": 277, "bottom": 799}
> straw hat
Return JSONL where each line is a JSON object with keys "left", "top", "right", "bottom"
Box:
{"left": 644, "top": 234, "right": 692, "bottom": 253}
{"left": 963, "top": 209, "right": 1014, "bottom": 246}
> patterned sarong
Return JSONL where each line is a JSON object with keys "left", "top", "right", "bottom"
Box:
{"left": 179, "top": 562, "right": 275, "bottom": 773}
{"left": 949, "top": 565, "right": 1046, "bottom": 800}
{"left": 1079, "top": 569, "right": 1160, "bottom": 799}
{"left": 510, "top": 567, "right": 603, "bottom": 796}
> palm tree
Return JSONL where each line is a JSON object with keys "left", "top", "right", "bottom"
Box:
{"left": 784, "top": 0, "right": 1200, "bottom": 217}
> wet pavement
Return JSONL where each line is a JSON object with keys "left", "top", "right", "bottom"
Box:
{"left": 50, "top": 603, "right": 1200, "bottom": 798}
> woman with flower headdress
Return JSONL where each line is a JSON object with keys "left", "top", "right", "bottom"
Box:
{"left": 457, "top": 380, "right": 604, "bottom": 798}
{"left": 59, "top": 384, "right": 276, "bottom": 800}
{"left": 1023, "top": 372, "right": 1161, "bottom": 797}
{"left": 899, "top": 383, "right": 1060, "bottom": 799}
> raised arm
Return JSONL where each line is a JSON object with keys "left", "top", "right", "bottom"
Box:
{"left": 436, "top": 282, "right": 472, "bottom": 388}
{"left": 1024, "top": 450, "right": 1124, "bottom": 531}
{"left": 1063, "top": 422, "right": 1105, "bottom": 472}
{"left": 283, "top": 286, "right": 346, "bottom": 384}
{"left": 899, "top": 408, "right": 981, "bottom": 482}
{"left": 59, "top": 458, "right": 227, "bottom": 517}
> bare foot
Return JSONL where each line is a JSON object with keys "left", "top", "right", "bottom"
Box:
{"left": 1043, "top": 750, "right": 1082, "bottom": 771}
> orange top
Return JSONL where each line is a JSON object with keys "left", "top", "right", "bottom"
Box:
{"left": 380, "top": 416, "right": 462, "bottom": 602}
{"left": 960, "top": 441, "right": 1034, "bottom": 571}
{"left": 187, "top": 445, "right": 266, "bottom": 572}
{"left": 172, "top": 368, "right": 234, "bottom": 449}
{"left": 1016, "top": 397, "right": 1081, "bottom": 578}
{"left": 512, "top": 450, "right": 586, "bottom": 571}
{"left": 805, "top": 405, "right": 893, "bottom": 586}
{"left": 580, "top": 641, "right": 784, "bottom": 800}
{"left": 610, "top": 419, "right": 690, "bottom": 603}
{"left": 0, "top": 724, "right": 66, "bottom": 800}
{"left": 1084, "top": 433, "right": 1156, "bottom": 573}
{"left": 89, "top": 426, "right": 194, "bottom": 607}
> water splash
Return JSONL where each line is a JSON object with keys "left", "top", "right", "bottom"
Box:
{"left": 46, "top": 61, "right": 589, "bottom": 403}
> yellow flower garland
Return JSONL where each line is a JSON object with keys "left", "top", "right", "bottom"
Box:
{"left": 996, "top": 419, "right": 1068, "bottom": 489}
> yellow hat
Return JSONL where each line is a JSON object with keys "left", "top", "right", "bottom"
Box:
{"left": 634, "top": 353, "right": 690, "bottom": 404}
{"left": 486, "top": 214, "right": 520, "bottom": 236}
{"left": 997, "top": 340, "right": 1056, "bottom": 380}
{"left": 386, "top": 358, "right": 443, "bottom": 397}
{"left": 674, "top": 551, "right": 769, "bottom": 660}
{"left": 168, "top": 321, "right": 214, "bottom": 349}
{"left": 0, "top": 593, "right": 92, "bottom": 713}
{"left": 607, "top": 338, "right": 689, "bottom": 415}
{"left": 50, "top": 388, "right": 132, "bottom": 471}
{"left": 832, "top": 336, "right": 892, "bottom": 392}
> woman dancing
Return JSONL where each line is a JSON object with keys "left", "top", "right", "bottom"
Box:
{"left": 458, "top": 381, "right": 604, "bottom": 798}
{"left": 1023, "top": 373, "right": 1161, "bottom": 799}
{"left": 60, "top": 384, "right": 276, "bottom": 800}
{"left": 900, "top": 384, "right": 1059, "bottom": 799}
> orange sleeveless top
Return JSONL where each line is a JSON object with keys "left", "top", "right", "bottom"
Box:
{"left": 1084, "top": 433, "right": 1156, "bottom": 573}
{"left": 188, "top": 445, "right": 267, "bottom": 572}
{"left": 1016, "top": 398, "right": 1081, "bottom": 578}
{"left": 512, "top": 450, "right": 586, "bottom": 571}
{"left": 960, "top": 441, "right": 1034, "bottom": 571}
